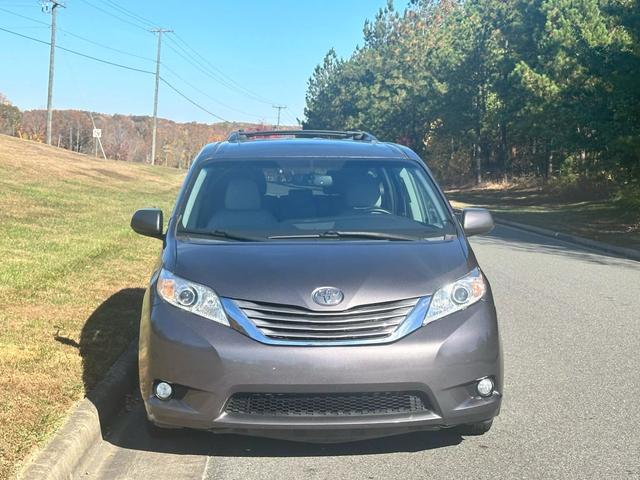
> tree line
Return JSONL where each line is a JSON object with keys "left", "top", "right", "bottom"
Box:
{"left": 303, "top": 0, "right": 640, "bottom": 188}
{"left": 0, "top": 94, "right": 275, "bottom": 168}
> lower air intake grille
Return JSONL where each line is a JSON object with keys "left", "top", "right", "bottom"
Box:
{"left": 225, "top": 392, "right": 429, "bottom": 417}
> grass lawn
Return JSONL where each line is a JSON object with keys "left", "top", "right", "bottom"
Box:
{"left": 446, "top": 185, "right": 640, "bottom": 250}
{"left": 0, "top": 135, "right": 183, "bottom": 479}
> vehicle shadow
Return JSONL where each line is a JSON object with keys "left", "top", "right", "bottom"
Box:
{"left": 474, "top": 224, "right": 639, "bottom": 269}
{"left": 107, "top": 400, "right": 464, "bottom": 457}
{"left": 54, "top": 287, "right": 144, "bottom": 427}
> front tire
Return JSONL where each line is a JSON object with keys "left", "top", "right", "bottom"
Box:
{"left": 456, "top": 419, "right": 493, "bottom": 436}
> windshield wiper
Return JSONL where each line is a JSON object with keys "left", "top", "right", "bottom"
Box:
{"left": 269, "top": 230, "right": 417, "bottom": 241}
{"left": 179, "top": 229, "right": 262, "bottom": 242}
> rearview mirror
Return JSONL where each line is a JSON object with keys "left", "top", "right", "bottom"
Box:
{"left": 462, "top": 208, "right": 494, "bottom": 237}
{"left": 131, "top": 208, "right": 163, "bottom": 239}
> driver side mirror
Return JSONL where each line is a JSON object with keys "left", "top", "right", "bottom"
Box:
{"left": 131, "top": 208, "right": 164, "bottom": 239}
{"left": 462, "top": 208, "right": 494, "bottom": 236}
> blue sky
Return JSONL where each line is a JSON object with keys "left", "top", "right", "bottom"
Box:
{"left": 0, "top": 0, "right": 402, "bottom": 125}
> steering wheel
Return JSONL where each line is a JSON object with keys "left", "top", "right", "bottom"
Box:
{"left": 366, "top": 207, "right": 392, "bottom": 215}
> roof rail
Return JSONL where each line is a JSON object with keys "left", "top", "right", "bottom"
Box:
{"left": 226, "top": 129, "right": 378, "bottom": 143}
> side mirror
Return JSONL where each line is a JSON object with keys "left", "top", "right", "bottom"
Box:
{"left": 131, "top": 208, "right": 163, "bottom": 239}
{"left": 462, "top": 208, "right": 494, "bottom": 237}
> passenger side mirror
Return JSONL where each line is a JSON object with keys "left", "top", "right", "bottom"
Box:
{"left": 131, "top": 208, "right": 164, "bottom": 239}
{"left": 462, "top": 208, "right": 494, "bottom": 236}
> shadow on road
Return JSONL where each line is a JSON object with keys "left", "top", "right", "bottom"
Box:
{"left": 474, "top": 224, "right": 638, "bottom": 269}
{"left": 106, "top": 400, "right": 463, "bottom": 457}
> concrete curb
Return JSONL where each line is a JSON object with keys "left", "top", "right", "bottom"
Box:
{"left": 18, "top": 341, "right": 138, "bottom": 480}
{"left": 494, "top": 217, "right": 640, "bottom": 262}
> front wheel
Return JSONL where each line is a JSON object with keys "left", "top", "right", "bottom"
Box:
{"left": 456, "top": 419, "right": 493, "bottom": 436}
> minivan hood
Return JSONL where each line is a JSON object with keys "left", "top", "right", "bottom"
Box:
{"left": 173, "top": 239, "right": 473, "bottom": 310}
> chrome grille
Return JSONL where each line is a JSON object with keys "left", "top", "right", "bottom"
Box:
{"left": 233, "top": 297, "right": 419, "bottom": 342}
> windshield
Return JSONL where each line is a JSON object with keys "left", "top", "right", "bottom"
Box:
{"left": 177, "top": 158, "right": 452, "bottom": 241}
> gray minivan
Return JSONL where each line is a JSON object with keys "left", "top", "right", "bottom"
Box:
{"left": 131, "top": 130, "right": 502, "bottom": 441}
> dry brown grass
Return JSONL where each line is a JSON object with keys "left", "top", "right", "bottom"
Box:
{"left": 447, "top": 177, "right": 545, "bottom": 193}
{"left": 0, "top": 135, "right": 183, "bottom": 479}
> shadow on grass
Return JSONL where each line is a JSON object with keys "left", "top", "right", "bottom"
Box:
{"left": 77, "top": 288, "right": 143, "bottom": 394}
{"left": 54, "top": 287, "right": 143, "bottom": 426}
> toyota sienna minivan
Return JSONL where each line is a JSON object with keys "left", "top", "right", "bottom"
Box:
{"left": 131, "top": 130, "right": 502, "bottom": 441}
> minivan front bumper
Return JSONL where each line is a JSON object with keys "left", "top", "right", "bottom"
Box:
{"left": 139, "top": 289, "right": 502, "bottom": 440}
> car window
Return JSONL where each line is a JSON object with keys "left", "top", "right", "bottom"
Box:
{"left": 178, "top": 158, "right": 451, "bottom": 241}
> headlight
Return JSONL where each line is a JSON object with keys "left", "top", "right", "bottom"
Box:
{"left": 424, "top": 268, "right": 486, "bottom": 324}
{"left": 156, "top": 269, "right": 229, "bottom": 326}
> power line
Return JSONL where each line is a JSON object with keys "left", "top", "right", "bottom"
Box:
{"left": 76, "top": 0, "right": 149, "bottom": 32}
{"left": 0, "top": 26, "right": 155, "bottom": 73}
{"left": 0, "top": 25, "right": 250, "bottom": 128}
{"left": 163, "top": 36, "right": 248, "bottom": 95}
{"left": 103, "top": 0, "right": 158, "bottom": 29}
{"left": 171, "top": 32, "right": 276, "bottom": 105}
{"left": 2, "top": 25, "right": 48, "bottom": 30}
{"left": 58, "top": 28, "right": 155, "bottom": 63}
{"left": 0, "top": 6, "right": 49, "bottom": 25}
{"left": 56, "top": 0, "right": 282, "bottom": 114}
{"left": 162, "top": 36, "right": 280, "bottom": 116}
{"left": 161, "top": 63, "right": 271, "bottom": 121}
{"left": 56, "top": 41, "right": 154, "bottom": 73}
{"left": 160, "top": 77, "right": 229, "bottom": 122}
{"left": 0, "top": 6, "right": 155, "bottom": 63}
{"left": 283, "top": 109, "right": 300, "bottom": 126}
{"left": 0, "top": 24, "right": 233, "bottom": 124}
{"left": 1, "top": 6, "right": 266, "bottom": 120}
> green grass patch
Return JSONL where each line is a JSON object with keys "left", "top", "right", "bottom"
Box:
{"left": 0, "top": 135, "right": 183, "bottom": 479}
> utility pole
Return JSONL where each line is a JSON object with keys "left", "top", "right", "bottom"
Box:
{"left": 272, "top": 105, "right": 286, "bottom": 130}
{"left": 43, "top": 1, "right": 64, "bottom": 145}
{"left": 150, "top": 28, "right": 172, "bottom": 165}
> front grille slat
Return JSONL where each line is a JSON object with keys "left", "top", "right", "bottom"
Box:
{"left": 252, "top": 317, "right": 405, "bottom": 332}
{"left": 234, "top": 297, "right": 419, "bottom": 344}
{"left": 259, "top": 326, "right": 398, "bottom": 339}
{"left": 225, "top": 392, "right": 429, "bottom": 417}
{"left": 235, "top": 299, "right": 418, "bottom": 317}
{"left": 242, "top": 307, "right": 413, "bottom": 324}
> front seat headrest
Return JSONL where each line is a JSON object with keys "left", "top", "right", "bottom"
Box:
{"left": 346, "top": 175, "right": 381, "bottom": 208}
{"left": 224, "top": 179, "right": 261, "bottom": 210}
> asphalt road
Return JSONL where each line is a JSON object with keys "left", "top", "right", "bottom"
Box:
{"left": 74, "top": 225, "right": 640, "bottom": 479}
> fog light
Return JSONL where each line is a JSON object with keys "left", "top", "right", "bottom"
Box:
{"left": 155, "top": 381, "right": 173, "bottom": 400}
{"left": 477, "top": 377, "right": 494, "bottom": 397}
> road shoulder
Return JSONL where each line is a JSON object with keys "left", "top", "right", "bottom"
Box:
{"left": 489, "top": 216, "right": 640, "bottom": 261}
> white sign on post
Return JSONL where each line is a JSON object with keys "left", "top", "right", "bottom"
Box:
{"left": 92, "top": 128, "right": 102, "bottom": 138}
